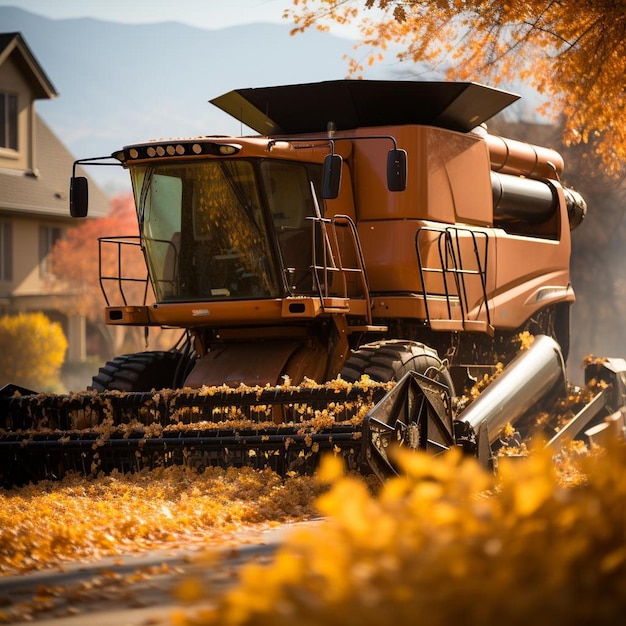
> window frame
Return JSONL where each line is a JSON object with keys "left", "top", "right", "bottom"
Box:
{"left": 0, "top": 220, "right": 13, "bottom": 282}
{"left": 0, "top": 92, "right": 18, "bottom": 151}
{"left": 39, "top": 225, "right": 62, "bottom": 278}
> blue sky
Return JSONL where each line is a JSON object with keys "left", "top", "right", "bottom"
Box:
{"left": 2, "top": 0, "right": 376, "bottom": 193}
{"left": 2, "top": 0, "right": 305, "bottom": 29}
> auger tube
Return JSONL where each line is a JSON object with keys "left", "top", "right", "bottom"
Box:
{"left": 458, "top": 335, "right": 567, "bottom": 444}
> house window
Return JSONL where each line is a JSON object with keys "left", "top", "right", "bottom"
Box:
{"left": 39, "top": 226, "right": 62, "bottom": 277}
{"left": 0, "top": 220, "right": 12, "bottom": 281}
{"left": 0, "top": 93, "right": 18, "bottom": 151}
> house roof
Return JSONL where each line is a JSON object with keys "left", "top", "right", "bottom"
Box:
{"left": 0, "top": 32, "right": 108, "bottom": 219}
{"left": 210, "top": 80, "right": 520, "bottom": 135}
{"left": 0, "top": 32, "right": 57, "bottom": 100}
{"left": 0, "top": 114, "right": 110, "bottom": 219}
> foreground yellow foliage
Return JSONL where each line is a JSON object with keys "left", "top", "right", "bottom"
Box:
{"left": 178, "top": 441, "right": 626, "bottom": 626}
{"left": 2, "top": 437, "right": 625, "bottom": 625}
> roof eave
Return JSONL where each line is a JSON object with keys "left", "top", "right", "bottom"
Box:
{"left": 0, "top": 32, "right": 58, "bottom": 100}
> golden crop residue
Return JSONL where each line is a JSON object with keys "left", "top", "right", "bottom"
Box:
{"left": 3, "top": 353, "right": 625, "bottom": 624}
{"left": 516, "top": 330, "right": 535, "bottom": 351}
{"left": 0, "top": 466, "right": 325, "bottom": 578}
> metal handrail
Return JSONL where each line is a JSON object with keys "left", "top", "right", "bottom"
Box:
{"left": 98, "top": 236, "right": 149, "bottom": 307}
{"left": 309, "top": 214, "right": 372, "bottom": 322}
{"left": 415, "top": 226, "right": 490, "bottom": 328}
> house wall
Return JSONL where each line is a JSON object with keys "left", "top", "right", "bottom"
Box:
{"left": 0, "top": 34, "right": 115, "bottom": 390}
{"left": 4, "top": 215, "right": 64, "bottom": 295}
{"left": 0, "top": 55, "right": 33, "bottom": 172}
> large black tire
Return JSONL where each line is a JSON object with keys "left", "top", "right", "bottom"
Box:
{"left": 341, "top": 339, "right": 454, "bottom": 393}
{"left": 89, "top": 350, "right": 184, "bottom": 392}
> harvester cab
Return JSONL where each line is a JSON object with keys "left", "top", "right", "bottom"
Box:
{"left": 68, "top": 81, "right": 588, "bottom": 387}
{"left": 2, "top": 79, "right": 617, "bottom": 489}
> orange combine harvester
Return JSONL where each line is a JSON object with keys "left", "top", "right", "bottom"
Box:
{"left": 2, "top": 80, "right": 624, "bottom": 486}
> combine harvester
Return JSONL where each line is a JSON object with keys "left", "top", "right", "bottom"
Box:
{"left": 2, "top": 80, "right": 625, "bottom": 486}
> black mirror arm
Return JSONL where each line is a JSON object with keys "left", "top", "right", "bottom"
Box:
{"left": 69, "top": 156, "right": 121, "bottom": 218}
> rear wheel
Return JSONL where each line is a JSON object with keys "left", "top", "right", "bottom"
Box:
{"left": 89, "top": 350, "right": 185, "bottom": 392}
{"left": 341, "top": 339, "right": 454, "bottom": 393}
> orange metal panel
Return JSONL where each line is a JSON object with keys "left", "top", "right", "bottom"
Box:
{"left": 184, "top": 340, "right": 301, "bottom": 387}
{"left": 489, "top": 232, "right": 573, "bottom": 329}
{"left": 351, "top": 126, "right": 492, "bottom": 225}
{"left": 359, "top": 219, "right": 496, "bottom": 299}
{"left": 148, "top": 298, "right": 314, "bottom": 327}
{"left": 358, "top": 220, "right": 425, "bottom": 292}
{"left": 105, "top": 296, "right": 371, "bottom": 328}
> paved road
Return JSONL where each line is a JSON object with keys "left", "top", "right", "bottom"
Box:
{"left": 1, "top": 521, "right": 317, "bottom": 625}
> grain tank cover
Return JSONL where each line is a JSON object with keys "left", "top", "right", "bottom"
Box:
{"left": 210, "top": 80, "right": 520, "bottom": 135}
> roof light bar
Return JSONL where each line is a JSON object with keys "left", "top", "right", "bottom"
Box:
{"left": 119, "top": 141, "right": 242, "bottom": 162}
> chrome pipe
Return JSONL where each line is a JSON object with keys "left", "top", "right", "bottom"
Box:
{"left": 458, "top": 335, "right": 566, "bottom": 444}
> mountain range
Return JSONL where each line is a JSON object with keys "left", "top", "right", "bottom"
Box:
{"left": 1, "top": 7, "right": 400, "bottom": 192}
{"left": 2, "top": 7, "right": 543, "bottom": 194}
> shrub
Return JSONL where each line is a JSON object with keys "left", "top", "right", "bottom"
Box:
{"left": 183, "top": 442, "right": 626, "bottom": 626}
{"left": 0, "top": 312, "right": 67, "bottom": 391}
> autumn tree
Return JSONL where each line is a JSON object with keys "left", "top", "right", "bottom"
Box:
{"left": 286, "top": 0, "right": 626, "bottom": 176}
{"left": 48, "top": 193, "right": 139, "bottom": 317}
{"left": 47, "top": 193, "right": 145, "bottom": 356}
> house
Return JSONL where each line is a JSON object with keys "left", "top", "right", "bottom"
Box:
{"left": 0, "top": 32, "right": 110, "bottom": 384}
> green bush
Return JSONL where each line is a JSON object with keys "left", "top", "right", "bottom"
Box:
{"left": 0, "top": 312, "right": 67, "bottom": 391}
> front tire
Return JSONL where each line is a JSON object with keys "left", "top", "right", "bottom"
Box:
{"left": 341, "top": 339, "right": 454, "bottom": 393}
{"left": 89, "top": 350, "right": 185, "bottom": 392}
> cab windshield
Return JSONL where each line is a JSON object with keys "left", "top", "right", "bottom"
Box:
{"left": 130, "top": 159, "right": 322, "bottom": 302}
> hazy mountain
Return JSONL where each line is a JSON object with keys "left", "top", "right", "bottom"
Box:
{"left": 1, "top": 7, "right": 540, "bottom": 194}
{"left": 1, "top": 7, "right": 399, "bottom": 192}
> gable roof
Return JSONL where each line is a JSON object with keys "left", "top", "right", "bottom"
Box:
{"left": 0, "top": 32, "right": 108, "bottom": 218}
{"left": 210, "top": 80, "right": 520, "bottom": 135}
{"left": 0, "top": 32, "right": 57, "bottom": 100}
{"left": 0, "top": 114, "right": 109, "bottom": 219}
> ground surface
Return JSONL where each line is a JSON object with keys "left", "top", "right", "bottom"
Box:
{"left": 1, "top": 520, "right": 317, "bottom": 625}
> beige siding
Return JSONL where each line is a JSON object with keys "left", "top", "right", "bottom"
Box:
{"left": 0, "top": 56, "right": 33, "bottom": 172}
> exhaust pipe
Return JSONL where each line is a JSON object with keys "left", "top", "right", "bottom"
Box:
{"left": 458, "top": 334, "right": 567, "bottom": 445}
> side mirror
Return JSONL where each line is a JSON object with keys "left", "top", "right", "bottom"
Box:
{"left": 69, "top": 176, "right": 89, "bottom": 218}
{"left": 387, "top": 149, "right": 407, "bottom": 192}
{"left": 322, "top": 154, "right": 342, "bottom": 199}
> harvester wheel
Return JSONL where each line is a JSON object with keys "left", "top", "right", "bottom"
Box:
{"left": 341, "top": 339, "right": 454, "bottom": 393}
{"left": 89, "top": 350, "right": 184, "bottom": 392}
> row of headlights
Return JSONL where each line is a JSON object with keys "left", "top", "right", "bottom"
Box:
{"left": 122, "top": 141, "right": 241, "bottom": 161}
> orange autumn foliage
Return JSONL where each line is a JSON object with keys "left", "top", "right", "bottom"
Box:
{"left": 286, "top": 0, "right": 626, "bottom": 177}
{"left": 47, "top": 193, "right": 141, "bottom": 321}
